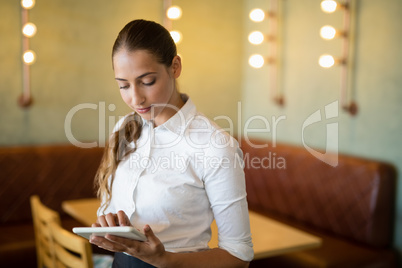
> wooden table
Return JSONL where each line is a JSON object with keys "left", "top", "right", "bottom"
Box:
{"left": 62, "top": 198, "right": 321, "bottom": 259}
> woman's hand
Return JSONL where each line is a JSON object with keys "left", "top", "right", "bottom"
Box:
{"left": 89, "top": 210, "right": 167, "bottom": 266}
{"left": 91, "top": 210, "right": 131, "bottom": 228}
{"left": 89, "top": 211, "right": 248, "bottom": 267}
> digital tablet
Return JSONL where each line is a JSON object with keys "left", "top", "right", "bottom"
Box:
{"left": 73, "top": 226, "right": 147, "bottom": 241}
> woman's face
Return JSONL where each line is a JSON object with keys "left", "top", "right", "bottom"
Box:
{"left": 113, "top": 49, "right": 182, "bottom": 126}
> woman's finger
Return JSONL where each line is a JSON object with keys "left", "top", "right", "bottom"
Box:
{"left": 143, "top": 225, "right": 165, "bottom": 252}
{"left": 143, "top": 225, "right": 158, "bottom": 243}
{"left": 98, "top": 214, "right": 108, "bottom": 227}
{"left": 105, "top": 212, "right": 119, "bottom": 226}
{"left": 117, "top": 210, "right": 131, "bottom": 226}
{"left": 105, "top": 235, "right": 143, "bottom": 255}
{"left": 90, "top": 235, "right": 126, "bottom": 252}
{"left": 92, "top": 222, "right": 101, "bottom": 227}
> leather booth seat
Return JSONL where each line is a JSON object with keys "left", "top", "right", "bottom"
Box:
{"left": 0, "top": 145, "right": 105, "bottom": 267}
{"left": 239, "top": 138, "right": 398, "bottom": 268}
{"left": 0, "top": 138, "right": 398, "bottom": 267}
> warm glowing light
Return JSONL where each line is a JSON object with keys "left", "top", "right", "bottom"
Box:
{"left": 248, "top": 31, "right": 264, "bottom": 45}
{"left": 21, "top": 0, "right": 35, "bottom": 9}
{"left": 320, "top": 25, "right": 336, "bottom": 40}
{"left": 249, "top": 54, "right": 265, "bottom": 68}
{"left": 167, "top": 6, "right": 182, "bottom": 20}
{"left": 321, "top": 0, "right": 337, "bottom": 13}
{"left": 319, "top": 54, "right": 335, "bottom": 68}
{"left": 23, "top": 50, "right": 36, "bottom": 65}
{"left": 22, "top": 23, "right": 37, "bottom": 37}
{"left": 249, "top": 8, "right": 265, "bottom": 22}
{"left": 170, "top": 30, "right": 182, "bottom": 44}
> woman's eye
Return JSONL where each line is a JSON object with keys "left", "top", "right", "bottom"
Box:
{"left": 143, "top": 79, "right": 156, "bottom": 86}
{"left": 119, "top": 85, "right": 129, "bottom": 90}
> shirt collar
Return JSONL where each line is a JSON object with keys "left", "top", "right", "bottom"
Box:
{"left": 141, "top": 94, "right": 197, "bottom": 136}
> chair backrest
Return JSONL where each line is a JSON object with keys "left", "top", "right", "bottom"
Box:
{"left": 49, "top": 221, "right": 94, "bottom": 268}
{"left": 30, "top": 195, "right": 61, "bottom": 268}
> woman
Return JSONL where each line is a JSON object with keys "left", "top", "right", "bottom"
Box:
{"left": 90, "top": 19, "right": 253, "bottom": 267}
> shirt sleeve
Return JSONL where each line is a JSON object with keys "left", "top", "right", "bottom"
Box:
{"left": 202, "top": 134, "right": 254, "bottom": 262}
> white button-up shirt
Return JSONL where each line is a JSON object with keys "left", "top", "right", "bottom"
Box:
{"left": 99, "top": 96, "right": 254, "bottom": 261}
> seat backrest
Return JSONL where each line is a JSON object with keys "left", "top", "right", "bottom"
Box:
{"left": 0, "top": 145, "right": 103, "bottom": 225}
{"left": 240, "top": 138, "right": 396, "bottom": 248}
{"left": 30, "top": 195, "right": 61, "bottom": 268}
{"left": 49, "top": 221, "right": 94, "bottom": 268}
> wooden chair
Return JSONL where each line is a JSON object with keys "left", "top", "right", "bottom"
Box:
{"left": 49, "top": 220, "right": 94, "bottom": 268}
{"left": 30, "top": 195, "right": 61, "bottom": 268}
{"left": 31, "top": 195, "right": 95, "bottom": 268}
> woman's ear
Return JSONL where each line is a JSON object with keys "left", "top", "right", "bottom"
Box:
{"left": 171, "top": 55, "right": 182, "bottom": 79}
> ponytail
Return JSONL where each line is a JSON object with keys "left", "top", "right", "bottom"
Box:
{"left": 95, "top": 113, "right": 142, "bottom": 213}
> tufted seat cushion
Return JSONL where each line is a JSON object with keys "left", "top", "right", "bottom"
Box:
{"left": 239, "top": 138, "right": 397, "bottom": 267}
{"left": 0, "top": 145, "right": 104, "bottom": 224}
{"left": 240, "top": 138, "right": 396, "bottom": 247}
{"left": 0, "top": 145, "right": 104, "bottom": 267}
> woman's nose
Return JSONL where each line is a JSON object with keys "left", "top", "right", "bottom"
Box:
{"left": 131, "top": 87, "right": 145, "bottom": 106}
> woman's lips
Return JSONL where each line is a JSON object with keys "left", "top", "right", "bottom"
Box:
{"left": 136, "top": 106, "right": 151, "bottom": 114}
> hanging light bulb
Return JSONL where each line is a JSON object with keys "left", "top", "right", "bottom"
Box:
{"left": 167, "top": 6, "right": 182, "bottom": 20}
{"left": 248, "top": 31, "right": 265, "bottom": 45}
{"left": 249, "top": 54, "right": 265, "bottom": 68}
{"left": 170, "top": 30, "right": 182, "bottom": 44}
{"left": 23, "top": 50, "right": 36, "bottom": 65}
{"left": 22, "top": 22, "right": 37, "bottom": 38}
{"left": 249, "top": 8, "right": 265, "bottom": 22}
{"left": 320, "top": 25, "right": 337, "bottom": 40}
{"left": 21, "top": 0, "right": 35, "bottom": 9}
{"left": 321, "top": 0, "right": 337, "bottom": 13}
{"left": 319, "top": 54, "right": 335, "bottom": 68}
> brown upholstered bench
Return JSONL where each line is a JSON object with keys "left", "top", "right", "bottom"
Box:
{"left": 0, "top": 145, "right": 104, "bottom": 267}
{"left": 240, "top": 138, "right": 398, "bottom": 267}
{"left": 0, "top": 140, "right": 398, "bottom": 267}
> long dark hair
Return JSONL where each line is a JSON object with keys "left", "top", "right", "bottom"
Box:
{"left": 96, "top": 19, "right": 177, "bottom": 213}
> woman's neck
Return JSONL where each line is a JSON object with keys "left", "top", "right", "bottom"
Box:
{"left": 153, "top": 91, "right": 185, "bottom": 127}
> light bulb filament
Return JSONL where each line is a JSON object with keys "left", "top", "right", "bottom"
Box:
{"left": 249, "top": 54, "right": 265, "bottom": 68}
{"left": 248, "top": 31, "right": 265, "bottom": 45}
{"left": 321, "top": 0, "right": 338, "bottom": 13}
{"left": 22, "top": 22, "right": 37, "bottom": 37}
{"left": 167, "top": 6, "right": 182, "bottom": 20}
{"left": 21, "top": 0, "right": 35, "bottom": 9}
{"left": 23, "top": 50, "right": 36, "bottom": 65}
{"left": 249, "top": 8, "right": 265, "bottom": 22}
{"left": 170, "top": 30, "right": 182, "bottom": 44}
